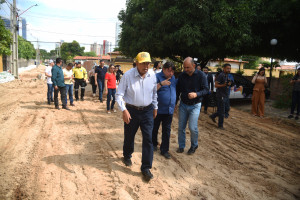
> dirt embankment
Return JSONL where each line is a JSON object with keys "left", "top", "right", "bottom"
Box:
{"left": 0, "top": 66, "right": 299, "bottom": 200}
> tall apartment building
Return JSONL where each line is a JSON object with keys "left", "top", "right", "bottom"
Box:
{"left": 90, "top": 42, "right": 101, "bottom": 56}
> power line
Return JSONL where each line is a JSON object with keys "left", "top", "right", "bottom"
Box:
{"left": 28, "top": 40, "right": 118, "bottom": 46}
{"left": 28, "top": 28, "right": 116, "bottom": 38}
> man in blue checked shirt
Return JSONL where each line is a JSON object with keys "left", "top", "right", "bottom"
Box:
{"left": 116, "top": 52, "right": 158, "bottom": 182}
{"left": 152, "top": 61, "right": 177, "bottom": 159}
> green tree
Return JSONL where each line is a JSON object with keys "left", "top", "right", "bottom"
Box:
{"left": 0, "top": 18, "right": 12, "bottom": 55}
{"left": 39, "top": 49, "right": 50, "bottom": 60}
{"left": 118, "top": 0, "right": 300, "bottom": 67}
{"left": 18, "top": 36, "right": 35, "bottom": 59}
{"left": 61, "top": 40, "right": 85, "bottom": 62}
{"left": 83, "top": 51, "right": 97, "bottom": 57}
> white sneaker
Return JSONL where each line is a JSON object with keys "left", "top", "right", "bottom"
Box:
{"left": 93, "top": 93, "right": 96, "bottom": 97}
{"left": 107, "top": 111, "right": 111, "bottom": 114}
{"left": 113, "top": 109, "right": 117, "bottom": 113}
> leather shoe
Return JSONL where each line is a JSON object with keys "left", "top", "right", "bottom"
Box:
{"left": 100, "top": 99, "right": 103, "bottom": 103}
{"left": 123, "top": 157, "right": 132, "bottom": 166}
{"left": 176, "top": 148, "right": 184, "bottom": 153}
{"left": 161, "top": 152, "right": 171, "bottom": 159}
{"left": 55, "top": 106, "right": 60, "bottom": 110}
{"left": 218, "top": 126, "right": 225, "bottom": 130}
{"left": 187, "top": 146, "right": 198, "bottom": 155}
{"left": 70, "top": 103, "right": 75, "bottom": 106}
{"left": 209, "top": 115, "right": 216, "bottom": 123}
{"left": 142, "top": 169, "right": 153, "bottom": 181}
{"left": 62, "top": 106, "right": 70, "bottom": 110}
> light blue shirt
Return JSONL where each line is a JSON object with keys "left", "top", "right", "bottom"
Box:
{"left": 116, "top": 67, "right": 158, "bottom": 111}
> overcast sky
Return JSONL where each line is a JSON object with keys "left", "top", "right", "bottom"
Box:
{"left": 0, "top": 0, "right": 126, "bottom": 52}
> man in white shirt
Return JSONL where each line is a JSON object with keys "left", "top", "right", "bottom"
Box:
{"left": 116, "top": 52, "right": 158, "bottom": 182}
{"left": 45, "top": 60, "right": 54, "bottom": 105}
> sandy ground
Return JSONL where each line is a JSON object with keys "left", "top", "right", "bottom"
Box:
{"left": 0, "top": 65, "right": 299, "bottom": 200}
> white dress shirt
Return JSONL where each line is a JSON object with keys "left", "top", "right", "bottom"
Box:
{"left": 116, "top": 67, "right": 158, "bottom": 111}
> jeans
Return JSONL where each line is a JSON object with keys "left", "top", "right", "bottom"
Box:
{"left": 107, "top": 88, "right": 116, "bottom": 110}
{"left": 123, "top": 105, "right": 154, "bottom": 171}
{"left": 97, "top": 79, "right": 104, "bottom": 100}
{"left": 65, "top": 84, "right": 74, "bottom": 105}
{"left": 291, "top": 91, "right": 300, "bottom": 115}
{"left": 74, "top": 79, "right": 86, "bottom": 99}
{"left": 211, "top": 96, "right": 225, "bottom": 127}
{"left": 54, "top": 86, "right": 66, "bottom": 107}
{"left": 178, "top": 102, "right": 201, "bottom": 149}
{"left": 47, "top": 83, "right": 54, "bottom": 101}
{"left": 224, "top": 96, "right": 230, "bottom": 117}
{"left": 152, "top": 114, "right": 173, "bottom": 154}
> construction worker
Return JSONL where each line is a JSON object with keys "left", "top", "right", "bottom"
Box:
{"left": 73, "top": 62, "right": 88, "bottom": 101}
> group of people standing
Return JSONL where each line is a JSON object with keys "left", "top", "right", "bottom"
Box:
{"left": 45, "top": 58, "right": 124, "bottom": 113}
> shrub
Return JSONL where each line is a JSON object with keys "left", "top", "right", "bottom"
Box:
{"left": 236, "top": 70, "right": 244, "bottom": 76}
{"left": 273, "top": 74, "right": 294, "bottom": 109}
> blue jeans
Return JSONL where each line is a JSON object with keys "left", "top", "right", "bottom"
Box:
{"left": 107, "top": 88, "right": 116, "bottom": 110}
{"left": 123, "top": 105, "right": 154, "bottom": 171}
{"left": 47, "top": 83, "right": 54, "bottom": 101}
{"left": 152, "top": 114, "right": 173, "bottom": 154}
{"left": 97, "top": 79, "right": 104, "bottom": 100}
{"left": 211, "top": 96, "right": 225, "bottom": 127}
{"left": 224, "top": 96, "right": 230, "bottom": 117}
{"left": 65, "top": 84, "right": 74, "bottom": 105}
{"left": 178, "top": 102, "right": 201, "bottom": 149}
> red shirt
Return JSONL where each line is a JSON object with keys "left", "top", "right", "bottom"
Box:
{"left": 105, "top": 73, "right": 116, "bottom": 89}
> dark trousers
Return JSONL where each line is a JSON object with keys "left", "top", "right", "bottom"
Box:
{"left": 291, "top": 91, "right": 300, "bottom": 115}
{"left": 123, "top": 105, "right": 154, "bottom": 171}
{"left": 90, "top": 76, "right": 97, "bottom": 94}
{"left": 211, "top": 96, "right": 225, "bottom": 127}
{"left": 97, "top": 79, "right": 104, "bottom": 100}
{"left": 152, "top": 114, "right": 173, "bottom": 154}
{"left": 54, "top": 86, "right": 66, "bottom": 107}
{"left": 224, "top": 96, "right": 230, "bottom": 117}
{"left": 47, "top": 83, "right": 54, "bottom": 101}
{"left": 74, "top": 79, "right": 86, "bottom": 99}
{"left": 107, "top": 88, "right": 116, "bottom": 110}
{"left": 202, "top": 94, "right": 209, "bottom": 111}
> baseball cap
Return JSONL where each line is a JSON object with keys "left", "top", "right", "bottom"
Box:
{"left": 49, "top": 59, "right": 54, "bottom": 63}
{"left": 136, "top": 52, "right": 151, "bottom": 63}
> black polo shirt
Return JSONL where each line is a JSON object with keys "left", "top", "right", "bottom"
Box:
{"left": 176, "top": 69, "right": 209, "bottom": 105}
{"left": 216, "top": 72, "right": 229, "bottom": 98}
{"left": 95, "top": 66, "right": 107, "bottom": 81}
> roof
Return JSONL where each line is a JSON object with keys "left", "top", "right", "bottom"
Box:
{"left": 223, "top": 58, "right": 249, "bottom": 63}
{"left": 108, "top": 51, "right": 121, "bottom": 55}
{"left": 278, "top": 65, "right": 298, "bottom": 70}
{"left": 73, "top": 55, "right": 111, "bottom": 60}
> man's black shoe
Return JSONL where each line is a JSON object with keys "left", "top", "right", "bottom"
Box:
{"left": 187, "top": 146, "right": 198, "bottom": 155}
{"left": 209, "top": 115, "right": 216, "bottom": 123}
{"left": 288, "top": 114, "right": 294, "bottom": 119}
{"left": 55, "top": 106, "right": 60, "bottom": 110}
{"left": 153, "top": 146, "right": 158, "bottom": 152}
{"left": 76, "top": 98, "right": 79, "bottom": 101}
{"left": 47, "top": 101, "right": 50, "bottom": 105}
{"left": 225, "top": 115, "right": 229, "bottom": 119}
{"left": 62, "top": 106, "right": 70, "bottom": 110}
{"left": 81, "top": 98, "right": 84, "bottom": 101}
{"left": 218, "top": 126, "right": 225, "bottom": 130}
{"left": 100, "top": 99, "right": 103, "bottom": 103}
{"left": 123, "top": 157, "right": 132, "bottom": 166}
{"left": 142, "top": 169, "right": 153, "bottom": 181}
{"left": 176, "top": 148, "right": 184, "bottom": 153}
{"left": 70, "top": 103, "right": 75, "bottom": 106}
{"left": 161, "top": 152, "right": 171, "bottom": 159}
{"left": 50, "top": 99, "right": 54, "bottom": 102}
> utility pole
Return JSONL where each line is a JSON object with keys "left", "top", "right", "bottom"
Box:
{"left": 9, "top": 2, "right": 13, "bottom": 74}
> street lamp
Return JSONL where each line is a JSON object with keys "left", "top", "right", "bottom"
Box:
{"left": 269, "top": 38, "right": 277, "bottom": 88}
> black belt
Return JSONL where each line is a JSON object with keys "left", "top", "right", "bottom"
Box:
{"left": 126, "top": 103, "right": 152, "bottom": 111}
{"left": 182, "top": 100, "right": 201, "bottom": 105}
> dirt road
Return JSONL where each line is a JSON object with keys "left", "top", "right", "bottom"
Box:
{"left": 0, "top": 66, "right": 299, "bottom": 200}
